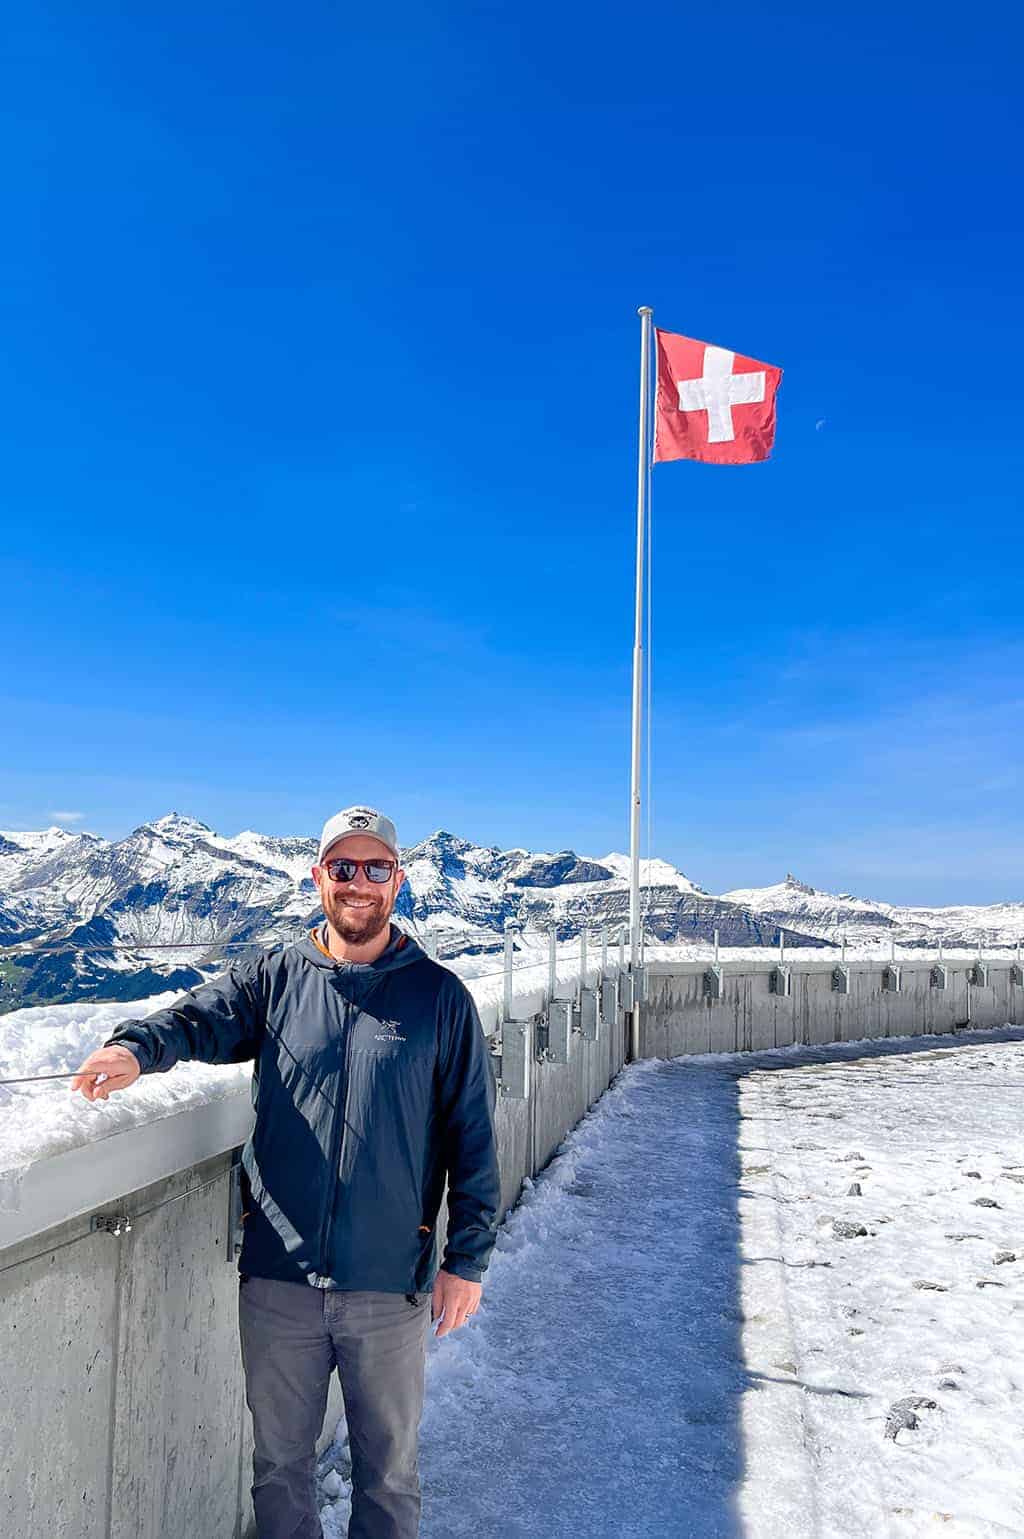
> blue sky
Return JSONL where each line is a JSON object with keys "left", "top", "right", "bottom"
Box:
{"left": 2, "top": 2, "right": 1022, "bottom": 904}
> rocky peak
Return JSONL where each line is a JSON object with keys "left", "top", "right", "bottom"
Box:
{"left": 408, "top": 829, "right": 486, "bottom": 857}
{"left": 507, "top": 852, "right": 615, "bottom": 888}
{"left": 145, "top": 813, "right": 215, "bottom": 839}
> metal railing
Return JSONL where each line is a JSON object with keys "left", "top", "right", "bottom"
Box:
{"left": 0, "top": 920, "right": 637, "bottom": 1090}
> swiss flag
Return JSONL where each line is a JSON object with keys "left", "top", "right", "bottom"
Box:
{"left": 654, "top": 329, "right": 782, "bottom": 465}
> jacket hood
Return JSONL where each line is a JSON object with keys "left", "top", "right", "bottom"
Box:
{"left": 294, "top": 923, "right": 428, "bottom": 979}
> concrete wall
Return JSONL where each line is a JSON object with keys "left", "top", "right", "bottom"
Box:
{"left": 0, "top": 987, "right": 630, "bottom": 1539}
{"left": 0, "top": 1152, "right": 249, "bottom": 1539}
{"left": 641, "top": 958, "right": 1023, "bottom": 1059}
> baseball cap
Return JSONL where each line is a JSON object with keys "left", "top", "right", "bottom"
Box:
{"left": 317, "top": 806, "right": 401, "bottom": 865}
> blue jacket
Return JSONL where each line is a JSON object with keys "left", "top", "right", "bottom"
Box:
{"left": 104, "top": 928, "right": 500, "bottom": 1292}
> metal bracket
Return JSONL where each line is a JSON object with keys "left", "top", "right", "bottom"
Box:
{"left": 831, "top": 966, "right": 851, "bottom": 995}
{"left": 497, "top": 1019, "right": 531, "bottom": 1099}
{"left": 227, "top": 1154, "right": 244, "bottom": 1261}
{"left": 578, "top": 988, "right": 600, "bottom": 1042}
{"left": 1011, "top": 964, "right": 1024, "bottom": 987}
{"left": 617, "top": 965, "right": 647, "bottom": 1009}
{"left": 703, "top": 965, "right": 725, "bottom": 1002}
{"left": 882, "top": 965, "right": 902, "bottom": 994}
{"left": 546, "top": 999, "right": 572, "bottom": 1063}
{"left": 769, "top": 965, "right": 791, "bottom": 997}
{"left": 600, "top": 976, "right": 619, "bottom": 1028}
{"left": 968, "top": 963, "right": 989, "bottom": 987}
{"left": 930, "top": 964, "right": 948, "bottom": 990}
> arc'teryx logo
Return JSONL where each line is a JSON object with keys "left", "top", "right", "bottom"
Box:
{"left": 375, "top": 1019, "right": 407, "bottom": 1043}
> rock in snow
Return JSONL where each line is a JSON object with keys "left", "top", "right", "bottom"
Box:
{"left": 884, "top": 1395, "right": 938, "bottom": 1441}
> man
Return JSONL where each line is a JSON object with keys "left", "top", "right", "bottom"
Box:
{"left": 71, "top": 805, "right": 501, "bottom": 1539}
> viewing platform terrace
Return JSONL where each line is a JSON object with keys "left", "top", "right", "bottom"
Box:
{"left": 2, "top": 941, "right": 1022, "bottom": 1537}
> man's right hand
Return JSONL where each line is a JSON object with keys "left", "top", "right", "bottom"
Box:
{"left": 71, "top": 1046, "right": 142, "bottom": 1102}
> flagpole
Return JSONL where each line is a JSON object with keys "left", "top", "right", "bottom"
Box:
{"left": 629, "top": 305, "right": 653, "bottom": 1062}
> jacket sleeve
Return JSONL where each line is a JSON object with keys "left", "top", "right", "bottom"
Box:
{"left": 436, "top": 978, "right": 501, "bottom": 1283}
{"left": 102, "top": 962, "right": 264, "bottom": 1074}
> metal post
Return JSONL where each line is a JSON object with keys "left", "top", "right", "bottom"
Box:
{"left": 548, "top": 927, "right": 557, "bottom": 1001}
{"left": 580, "top": 928, "right": 588, "bottom": 996}
{"left": 842, "top": 931, "right": 847, "bottom": 964}
{"left": 628, "top": 305, "right": 654, "bottom": 1063}
{"left": 714, "top": 928, "right": 720, "bottom": 964}
{"left": 779, "top": 928, "right": 786, "bottom": 964}
{"left": 503, "top": 922, "right": 514, "bottom": 1023}
{"left": 618, "top": 929, "right": 625, "bottom": 970}
{"left": 601, "top": 925, "right": 608, "bottom": 977}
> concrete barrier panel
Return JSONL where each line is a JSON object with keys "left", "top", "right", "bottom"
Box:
{"left": 976, "top": 968, "right": 1013, "bottom": 1030}
{"left": 534, "top": 1050, "right": 587, "bottom": 1175}
{"left": 640, "top": 957, "right": 1014, "bottom": 1061}
{"left": 0, "top": 1220, "right": 120, "bottom": 1539}
{"left": 108, "top": 1156, "right": 247, "bottom": 1539}
{"left": 752, "top": 974, "right": 787, "bottom": 1051}
{"left": 494, "top": 1092, "right": 530, "bottom": 1221}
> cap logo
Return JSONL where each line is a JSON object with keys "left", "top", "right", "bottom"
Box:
{"left": 348, "top": 813, "right": 371, "bottom": 829}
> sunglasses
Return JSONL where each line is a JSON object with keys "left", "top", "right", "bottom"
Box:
{"left": 321, "top": 856, "right": 397, "bottom": 884}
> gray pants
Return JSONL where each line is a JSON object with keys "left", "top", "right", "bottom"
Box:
{"left": 238, "top": 1276, "right": 432, "bottom": 1539}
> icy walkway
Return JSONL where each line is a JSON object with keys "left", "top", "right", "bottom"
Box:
{"left": 313, "top": 1029, "right": 1024, "bottom": 1539}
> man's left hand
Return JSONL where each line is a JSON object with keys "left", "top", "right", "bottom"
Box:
{"left": 432, "top": 1269, "right": 482, "bottom": 1338}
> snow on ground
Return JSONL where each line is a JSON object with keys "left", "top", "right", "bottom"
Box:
{"left": 313, "top": 1028, "right": 1024, "bottom": 1539}
{"left": 735, "top": 1028, "right": 1024, "bottom": 1538}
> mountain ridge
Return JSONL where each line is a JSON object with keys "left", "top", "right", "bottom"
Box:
{"left": 0, "top": 816, "right": 813, "bottom": 1012}
{"left": 2, "top": 816, "right": 1020, "bottom": 1013}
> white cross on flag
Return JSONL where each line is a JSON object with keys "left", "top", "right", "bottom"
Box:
{"left": 654, "top": 329, "right": 782, "bottom": 465}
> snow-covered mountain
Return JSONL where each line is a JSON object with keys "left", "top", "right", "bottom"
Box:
{"left": 5, "top": 817, "right": 1017, "bottom": 1014}
{"left": 721, "top": 873, "right": 1024, "bottom": 950}
{"left": 0, "top": 815, "right": 812, "bottom": 1012}
{"left": 397, "top": 831, "right": 779, "bottom": 955}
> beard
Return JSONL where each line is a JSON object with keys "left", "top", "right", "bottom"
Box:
{"left": 323, "top": 888, "right": 392, "bottom": 946}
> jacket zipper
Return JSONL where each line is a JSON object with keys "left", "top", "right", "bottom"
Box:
{"left": 317, "top": 995, "right": 354, "bottom": 1280}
